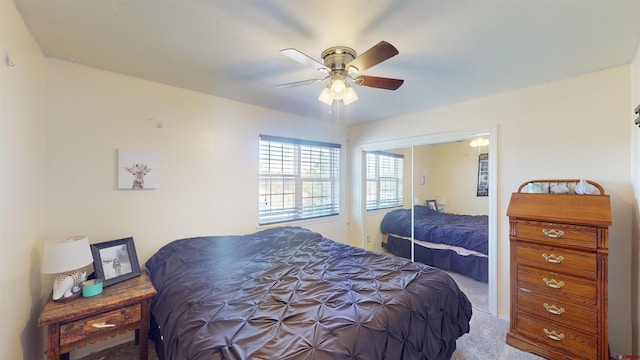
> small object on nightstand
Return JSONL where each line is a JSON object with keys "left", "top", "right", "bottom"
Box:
{"left": 82, "top": 279, "right": 103, "bottom": 297}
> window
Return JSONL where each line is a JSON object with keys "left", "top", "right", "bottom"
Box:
{"left": 366, "top": 151, "right": 404, "bottom": 211}
{"left": 259, "top": 135, "right": 340, "bottom": 225}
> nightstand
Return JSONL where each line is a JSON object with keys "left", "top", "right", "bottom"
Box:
{"left": 38, "top": 273, "right": 157, "bottom": 360}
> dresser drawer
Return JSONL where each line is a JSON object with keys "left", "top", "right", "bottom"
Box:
{"left": 513, "top": 220, "right": 597, "bottom": 250}
{"left": 515, "top": 313, "right": 597, "bottom": 359}
{"left": 517, "top": 266, "right": 596, "bottom": 306}
{"left": 515, "top": 243, "right": 596, "bottom": 279}
{"left": 517, "top": 287, "right": 597, "bottom": 333}
{"left": 60, "top": 303, "right": 141, "bottom": 346}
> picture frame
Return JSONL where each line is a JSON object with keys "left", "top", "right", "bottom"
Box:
{"left": 90, "top": 237, "right": 141, "bottom": 287}
{"left": 426, "top": 199, "right": 438, "bottom": 211}
{"left": 118, "top": 149, "right": 157, "bottom": 190}
{"left": 477, "top": 153, "right": 489, "bottom": 197}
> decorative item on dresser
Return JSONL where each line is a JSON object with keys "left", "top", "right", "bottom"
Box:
{"left": 506, "top": 179, "right": 611, "bottom": 360}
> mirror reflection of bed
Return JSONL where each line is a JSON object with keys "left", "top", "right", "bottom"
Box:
{"left": 364, "top": 140, "right": 489, "bottom": 312}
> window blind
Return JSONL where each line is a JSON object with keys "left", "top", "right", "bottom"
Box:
{"left": 259, "top": 135, "right": 340, "bottom": 225}
{"left": 366, "top": 151, "right": 404, "bottom": 211}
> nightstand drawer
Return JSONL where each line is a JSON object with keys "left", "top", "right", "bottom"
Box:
{"left": 60, "top": 303, "right": 141, "bottom": 346}
{"left": 513, "top": 220, "right": 597, "bottom": 250}
{"left": 515, "top": 243, "right": 596, "bottom": 278}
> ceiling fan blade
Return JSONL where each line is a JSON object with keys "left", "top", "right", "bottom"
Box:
{"left": 346, "top": 41, "right": 399, "bottom": 73}
{"left": 353, "top": 75, "right": 404, "bottom": 90}
{"left": 280, "top": 48, "right": 329, "bottom": 72}
{"left": 276, "top": 76, "right": 328, "bottom": 88}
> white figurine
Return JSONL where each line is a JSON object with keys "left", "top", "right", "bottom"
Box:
{"left": 52, "top": 270, "right": 87, "bottom": 300}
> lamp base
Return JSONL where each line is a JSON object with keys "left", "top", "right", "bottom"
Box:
{"left": 52, "top": 270, "right": 87, "bottom": 301}
{"left": 52, "top": 290, "right": 81, "bottom": 302}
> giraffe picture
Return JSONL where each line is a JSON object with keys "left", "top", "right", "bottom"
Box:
{"left": 118, "top": 149, "right": 157, "bottom": 190}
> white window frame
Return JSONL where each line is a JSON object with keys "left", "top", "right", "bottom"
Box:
{"left": 366, "top": 151, "right": 404, "bottom": 211}
{"left": 259, "top": 135, "right": 340, "bottom": 225}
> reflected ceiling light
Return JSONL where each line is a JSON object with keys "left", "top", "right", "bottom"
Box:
{"left": 470, "top": 138, "right": 489, "bottom": 147}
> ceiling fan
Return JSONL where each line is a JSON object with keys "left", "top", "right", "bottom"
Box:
{"left": 277, "top": 41, "right": 404, "bottom": 106}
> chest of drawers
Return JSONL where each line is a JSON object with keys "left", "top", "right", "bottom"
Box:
{"left": 506, "top": 180, "right": 611, "bottom": 360}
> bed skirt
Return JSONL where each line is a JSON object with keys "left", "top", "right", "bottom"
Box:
{"left": 383, "top": 233, "right": 488, "bottom": 283}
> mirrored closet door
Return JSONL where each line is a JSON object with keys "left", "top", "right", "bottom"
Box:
{"left": 361, "top": 128, "right": 495, "bottom": 314}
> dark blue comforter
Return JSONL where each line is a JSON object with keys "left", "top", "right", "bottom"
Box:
{"left": 380, "top": 206, "right": 488, "bottom": 255}
{"left": 146, "top": 226, "right": 472, "bottom": 360}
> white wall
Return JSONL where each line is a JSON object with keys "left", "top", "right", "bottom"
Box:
{"left": 630, "top": 43, "right": 640, "bottom": 356}
{"left": 348, "top": 66, "right": 634, "bottom": 355}
{"left": 415, "top": 141, "right": 489, "bottom": 215}
{"left": 43, "top": 59, "right": 349, "bottom": 260}
{"left": 0, "top": 1, "right": 46, "bottom": 359}
{"left": 40, "top": 59, "right": 349, "bottom": 356}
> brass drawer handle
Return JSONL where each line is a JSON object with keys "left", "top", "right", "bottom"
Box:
{"left": 542, "top": 229, "right": 564, "bottom": 238}
{"left": 543, "top": 278, "right": 565, "bottom": 289}
{"left": 542, "top": 253, "right": 564, "bottom": 264}
{"left": 91, "top": 322, "right": 116, "bottom": 329}
{"left": 543, "top": 328, "right": 565, "bottom": 341}
{"left": 543, "top": 303, "right": 565, "bottom": 315}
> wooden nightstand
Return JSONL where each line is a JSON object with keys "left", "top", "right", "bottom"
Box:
{"left": 38, "top": 273, "right": 157, "bottom": 360}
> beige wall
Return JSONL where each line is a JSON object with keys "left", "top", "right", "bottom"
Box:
{"left": 349, "top": 66, "right": 634, "bottom": 355}
{"left": 5, "top": 0, "right": 639, "bottom": 356}
{"left": 0, "top": 1, "right": 46, "bottom": 359}
{"left": 42, "top": 59, "right": 349, "bottom": 261}
{"left": 41, "top": 59, "right": 350, "bottom": 357}
{"left": 630, "top": 44, "right": 640, "bottom": 356}
{"left": 415, "top": 141, "right": 489, "bottom": 215}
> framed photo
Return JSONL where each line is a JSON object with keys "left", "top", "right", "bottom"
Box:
{"left": 118, "top": 149, "right": 157, "bottom": 190}
{"left": 477, "top": 153, "right": 489, "bottom": 197}
{"left": 426, "top": 199, "right": 438, "bottom": 211}
{"left": 90, "top": 237, "right": 141, "bottom": 287}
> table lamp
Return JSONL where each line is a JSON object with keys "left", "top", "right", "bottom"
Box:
{"left": 41, "top": 235, "right": 93, "bottom": 301}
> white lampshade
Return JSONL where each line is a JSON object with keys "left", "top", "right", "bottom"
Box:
{"left": 318, "top": 87, "right": 333, "bottom": 105}
{"left": 330, "top": 78, "right": 346, "bottom": 99}
{"left": 41, "top": 235, "right": 93, "bottom": 274}
{"left": 342, "top": 86, "right": 358, "bottom": 105}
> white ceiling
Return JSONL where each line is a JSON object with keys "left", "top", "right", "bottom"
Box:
{"left": 15, "top": 0, "right": 640, "bottom": 125}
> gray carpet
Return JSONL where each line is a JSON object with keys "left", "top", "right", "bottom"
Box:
{"left": 78, "top": 309, "right": 543, "bottom": 359}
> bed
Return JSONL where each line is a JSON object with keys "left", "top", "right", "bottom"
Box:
{"left": 145, "top": 226, "right": 472, "bottom": 360}
{"left": 380, "top": 205, "right": 488, "bottom": 283}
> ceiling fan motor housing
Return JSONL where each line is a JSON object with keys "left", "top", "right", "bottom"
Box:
{"left": 321, "top": 46, "right": 357, "bottom": 72}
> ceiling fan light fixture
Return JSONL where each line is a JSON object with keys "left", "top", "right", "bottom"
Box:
{"left": 343, "top": 86, "right": 358, "bottom": 105}
{"left": 318, "top": 87, "right": 333, "bottom": 105}
{"left": 330, "top": 78, "right": 346, "bottom": 99}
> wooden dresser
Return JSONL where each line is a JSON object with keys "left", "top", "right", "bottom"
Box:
{"left": 506, "top": 179, "right": 611, "bottom": 360}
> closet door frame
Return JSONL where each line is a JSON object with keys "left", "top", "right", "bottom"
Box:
{"left": 359, "top": 125, "right": 497, "bottom": 316}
